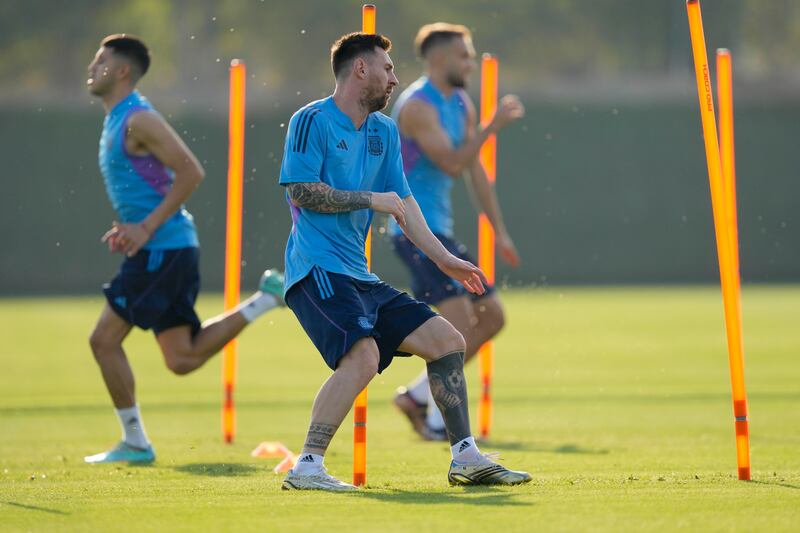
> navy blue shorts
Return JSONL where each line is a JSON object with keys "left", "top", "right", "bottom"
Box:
{"left": 285, "top": 266, "right": 438, "bottom": 373}
{"left": 103, "top": 247, "right": 201, "bottom": 336}
{"left": 392, "top": 234, "right": 495, "bottom": 306}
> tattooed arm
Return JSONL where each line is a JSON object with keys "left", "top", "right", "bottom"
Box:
{"left": 287, "top": 182, "right": 407, "bottom": 224}
{"left": 286, "top": 182, "right": 370, "bottom": 213}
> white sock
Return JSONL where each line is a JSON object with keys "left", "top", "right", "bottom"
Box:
{"left": 239, "top": 291, "right": 278, "bottom": 323}
{"left": 406, "top": 371, "right": 429, "bottom": 405}
{"left": 452, "top": 436, "right": 482, "bottom": 463}
{"left": 116, "top": 405, "right": 150, "bottom": 449}
{"left": 292, "top": 453, "right": 325, "bottom": 475}
{"left": 425, "top": 387, "right": 446, "bottom": 430}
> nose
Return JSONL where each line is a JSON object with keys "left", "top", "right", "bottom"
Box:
{"left": 389, "top": 72, "right": 398, "bottom": 86}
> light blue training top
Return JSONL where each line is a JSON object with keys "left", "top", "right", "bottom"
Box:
{"left": 279, "top": 96, "right": 411, "bottom": 294}
{"left": 98, "top": 91, "right": 198, "bottom": 249}
{"left": 389, "top": 76, "right": 469, "bottom": 238}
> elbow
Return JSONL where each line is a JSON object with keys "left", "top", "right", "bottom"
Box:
{"left": 442, "top": 162, "right": 466, "bottom": 178}
{"left": 193, "top": 165, "right": 205, "bottom": 185}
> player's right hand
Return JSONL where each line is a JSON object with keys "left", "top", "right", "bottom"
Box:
{"left": 491, "top": 95, "right": 525, "bottom": 130}
{"left": 370, "top": 191, "right": 406, "bottom": 227}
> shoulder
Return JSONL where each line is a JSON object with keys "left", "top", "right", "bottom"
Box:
{"left": 290, "top": 100, "right": 330, "bottom": 128}
{"left": 126, "top": 109, "right": 164, "bottom": 129}
{"left": 125, "top": 109, "right": 172, "bottom": 141}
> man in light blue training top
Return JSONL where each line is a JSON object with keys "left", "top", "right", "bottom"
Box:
{"left": 84, "top": 34, "right": 283, "bottom": 464}
{"left": 390, "top": 23, "right": 525, "bottom": 441}
{"left": 278, "top": 31, "right": 531, "bottom": 491}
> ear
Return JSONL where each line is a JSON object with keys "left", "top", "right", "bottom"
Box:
{"left": 117, "top": 61, "right": 132, "bottom": 81}
{"left": 353, "top": 57, "right": 368, "bottom": 80}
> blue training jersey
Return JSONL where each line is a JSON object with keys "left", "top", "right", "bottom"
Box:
{"left": 389, "top": 76, "right": 468, "bottom": 238}
{"left": 98, "top": 90, "right": 198, "bottom": 250}
{"left": 279, "top": 96, "right": 411, "bottom": 294}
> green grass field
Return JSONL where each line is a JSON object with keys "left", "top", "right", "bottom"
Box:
{"left": 1, "top": 287, "right": 799, "bottom": 532}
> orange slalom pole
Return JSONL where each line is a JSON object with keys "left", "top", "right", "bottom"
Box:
{"left": 352, "top": 3, "right": 375, "bottom": 487}
{"left": 716, "top": 46, "right": 749, "bottom": 480}
{"left": 222, "top": 59, "right": 246, "bottom": 444}
{"left": 477, "top": 54, "right": 498, "bottom": 439}
{"left": 361, "top": 3, "right": 376, "bottom": 35}
{"left": 686, "top": 1, "right": 750, "bottom": 480}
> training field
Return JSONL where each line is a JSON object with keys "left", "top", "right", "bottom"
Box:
{"left": 1, "top": 287, "right": 799, "bottom": 532}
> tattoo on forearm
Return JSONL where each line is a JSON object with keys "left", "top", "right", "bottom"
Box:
{"left": 303, "top": 422, "right": 339, "bottom": 452}
{"left": 287, "top": 182, "right": 371, "bottom": 213}
{"left": 426, "top": 351, "right": 471, "bottom": 445}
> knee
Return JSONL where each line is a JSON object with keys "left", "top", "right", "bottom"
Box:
{"left": 437, "top": 322, "right": 466, "bottom": 355}
{"left": 89, "top": 329, "right": 117, "bottom": 360}
{"left": 163, "top": 351, "right": 193, "bottom": 376}
{"left": 339, "top": 339, "right": 379, "bottom": 383}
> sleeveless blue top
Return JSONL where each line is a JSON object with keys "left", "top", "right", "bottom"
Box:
{"left": 389, "top": 77, "right": 468, "bottom": 237}
{"left": 98, "top": 91, "right": 198, "bottom": 249}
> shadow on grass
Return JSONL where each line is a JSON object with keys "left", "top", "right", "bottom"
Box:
{"left": 4, "top": 501, "right": 69, "bottom": 515}
{"left": 479, "top": 440, "right": 609, "bottom": 455}
{"left": 174, "top": 463, "right": 260, "bottom": 477}
{"left": 353, "top": 487, "right": 532, "bottom": 506}
{"left": 751, "top": 480, "right": 800, "bottom": 490}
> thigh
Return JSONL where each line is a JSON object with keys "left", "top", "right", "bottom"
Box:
{"left": 471, "top": 292, "right": 504, "bottom": 325}
{"left": 371, "top": 285, "right": 438, "bottom": 371}
{"left": 396, "top": 315, "right": 464, "bottom": 362}
{"left": 154, "top": 325, "right": 193, "bottom": 361}
{"left": 91, "top": 303, "right": 134, "bottom": 346}
{"left": 436, "top": 294, "right": 477, "bottom": 335}
{"left": 285, "top": 267, "right": 379, "bottom": 372}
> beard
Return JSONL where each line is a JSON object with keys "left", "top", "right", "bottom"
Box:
{"left": 446, "top": 71, "right": 467, "bottom": 89}
{"left": 362, "top": 83, "right": 391, "bottom": 113}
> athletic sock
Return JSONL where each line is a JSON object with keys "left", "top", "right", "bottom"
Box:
{"left": 451, "top": 436, "right": 482, "bottom": 464}
{"left": 406, "top": 371, "right": 429, "bottom": 405}
{"left": 116, "top": 405, "right": 150, "bottom": 449}
{"left": 239, "top": 291, "right": 278, "bottom": 323}
{"left": 425, "top": 387, "right": 446, "bottom": 430}
{"left": 292, "top": 453, "right": 325, "bottom": 475}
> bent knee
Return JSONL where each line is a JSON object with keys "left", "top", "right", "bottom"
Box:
{"left": 437, "top": 322, "right": 466, "bottom": 355}
{"left": 339, "top": 339, "right": 380, "bottom": 380}
{"left": 163, "top": 352, "right": 193, "bottom": 375}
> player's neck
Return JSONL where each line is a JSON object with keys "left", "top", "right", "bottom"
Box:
{"left": 101, "top": 85, "right": 135, "bottom": 113}
{"left": 332, "top": 86, "right": 369, "bottom": 130}
{"left": 427, "top": 71, "right": 456, "bottom": 98}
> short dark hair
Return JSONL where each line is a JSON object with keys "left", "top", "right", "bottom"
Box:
{"left": 101, "top": 34, "right": 151, "bottom": 79}
{"left": 414, "top": 23, "right": 472, "bottom": 58}
{"left": 330, "top": 32, "right": 392, "bottom": 78}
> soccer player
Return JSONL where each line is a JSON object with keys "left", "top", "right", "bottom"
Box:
{"left": 390, "top": 23, "right": 524, "bottom": 440}
{"left": 278, "top": 32, "right": 531, "bottom": 491}
{"left": 84, "top": 35, "right": 283, "bottom": 464}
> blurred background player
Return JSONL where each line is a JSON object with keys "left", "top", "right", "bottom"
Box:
{"left": 278, "top": 32, "right": 530, "bottom": 490}
{"left": 84, "top": 34, "right": 283, "bottom": 464}
{"left": 390, "top": 23, "right": 525, "bottom": 441}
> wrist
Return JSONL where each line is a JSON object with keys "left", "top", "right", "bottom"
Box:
{"left": 139, "top": 220, "right": 154, "bottom": 237}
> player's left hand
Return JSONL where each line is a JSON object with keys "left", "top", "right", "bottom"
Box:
{"left": 436, "top": 254, "right": 488, "bottom": 295}
{"left": 113, "top": 222, "right": 152, "bottom": 257}
{"left": 497, "top": 232, "right": 521, "bottom": 267}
